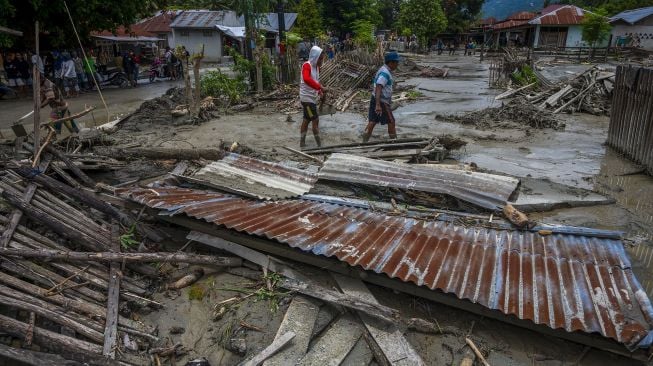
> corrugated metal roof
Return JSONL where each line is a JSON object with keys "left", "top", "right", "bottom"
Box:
{"left": 179, "top": 153, "right": 318, "bottom": 200}
{"left": 610, "top": 6, "right": 653, "bottom": 25}
{"left": 170, "top": 10, "right": 242, "bottom": 29}
{"left": 170, "top": 10, "right": 296, "bottom": 31}
{"left": 529, "top": 5, "right": 586, "bottom": 26}
{"left": 119, "top": 186, "right": 653, "bottom": 348}
{"left": 492, "top": 19, "right": 531, "bottom": 31}
{"left": 507, "top": 11, "right": 537, "bottom": 21}
{"left": 318, "top": 154, "right": 519, "bottom": 211}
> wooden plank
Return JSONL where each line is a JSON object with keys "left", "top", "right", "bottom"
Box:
{"left": 331, "top": 273, "right": 425, "bottom": 366}
{"left": 0, "top": 155, "right": 51, "bottom": 248}
{"left": 263, "top": 295, "right": 321, "bottom": 366}
{"left": 241, "top": 331, "right": 296, "bottom": 366}
{"left": 297, "top": 314, "right": 363, "bottom": 366}
{"left": 102, "top": 223, "right": 120, "bottom": 359}
{"left": 341, "top": 335, "right": 374, "bottom": 366}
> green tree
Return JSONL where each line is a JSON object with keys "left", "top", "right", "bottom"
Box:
{"left": 441, "top": 0, "right": 484, "bottom": 34}
{"left": 295, "top": 0, "right": 323, "bottom": 39}
{"left": 581, "top": 9, "right": 612, "bottom": 48}
{"left": 378, "top": 0, "right": 402, "bottom": 30}
{"left": 1, "top": 0, "right": 159, "bottom": 47}
{"left": 352, "top": 20, "right": 376, "bottom": 48}
{"left": 397, "top": 0, "right": 447, "bottom": 47}
{"left": 319, "top": 0, "right": 381, "bottom": 34}
{"left": 0, "top": 0, "right": 16, "bottom": 47}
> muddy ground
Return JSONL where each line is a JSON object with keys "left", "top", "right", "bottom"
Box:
{"left": 3, "top": 54, "right": 652, "bottom": 365}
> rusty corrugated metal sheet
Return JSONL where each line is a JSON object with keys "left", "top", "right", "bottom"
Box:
{"left": 180, "top": 153, "right": 318, "bottom": 200}
{"left": 492, "top": 20, "right": 531, "bottom": 31}
{"left": 318, "top": 154, "right": 519, "bottom": 210}
{"left": 507, "top": 11, "right": 536, "bottom": 21}
{"left": 120, "top": 186, "right": 653, "bottom": 348}
{"left": 529, "top": 5, "right": 586, "bottom": 25}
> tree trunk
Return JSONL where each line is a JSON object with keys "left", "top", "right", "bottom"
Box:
{"left": 0, "top": 247, "right": 243, "bottom": 266}
{"left": 192, "top": 45, "right": 204, "bottom": 117}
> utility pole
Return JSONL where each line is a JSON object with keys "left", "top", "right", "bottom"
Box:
{"left": 277, "top": 0, "right": 287, "bottom": 83}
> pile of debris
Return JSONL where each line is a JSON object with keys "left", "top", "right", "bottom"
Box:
{"left": 496, "top": 66, "right": 615, "bottom": 115}
{"left": 399, "top": 59, "right": 449, "bottom": 78}
{"left": 1, "top": 133, "right": 652, "bottom": 365}
{"left": 438, "top": 97, "right": 565, "bottom": 130}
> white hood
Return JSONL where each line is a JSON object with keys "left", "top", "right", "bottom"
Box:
{"left": 308, "top": 46, "right": 323, "bottom": 66}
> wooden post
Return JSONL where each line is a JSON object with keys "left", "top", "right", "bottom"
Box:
{"left": 102, "top": 223, "right": 120, "bottom": 359}
{"left": 33, "top": 21, "right": 40, "bottom": 156}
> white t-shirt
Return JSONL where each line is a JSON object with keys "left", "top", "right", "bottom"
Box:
{"left": 62, "top": 59, "right": 77, "bottom": 78}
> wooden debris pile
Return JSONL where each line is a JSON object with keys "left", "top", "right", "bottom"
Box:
{"left": 0, "top": 144, "right": 244, "bottom": 365}
{"left": 497, "top": 67, "right": 615, "bottom": 115}
{"left": 398, "top": 59, "right": 449, "bottom": 78}
{"left": 438, "top": 97, "right": 565, "bottom": 130}
{"left": 300, "top": 137, "right": 447, "bottom": 162}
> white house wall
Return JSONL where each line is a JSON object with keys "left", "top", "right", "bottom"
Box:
{"left": 611, "top": 23, "right": 653, "bottom": 51}
{"left": 565, "top": 25, "right": 584, "bottom": 47}
{"left": 171, "top": 29, "right": 223, "bottom": 61}
{"left": 534, "top": 25, "right": 609, "bottom": 48}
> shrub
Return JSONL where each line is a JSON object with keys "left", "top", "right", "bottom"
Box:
{"left": 200, "top": 70, "right": 247, "bottom": 104}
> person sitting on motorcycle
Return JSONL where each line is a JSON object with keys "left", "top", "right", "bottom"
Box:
{"left": 150, "top": 56, "right": 162, "bottom": 82}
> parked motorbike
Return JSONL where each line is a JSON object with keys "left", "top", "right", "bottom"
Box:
{"left": 98, "top": 68, "right": 129, "bottom": 88}
{"left": 149, "top": 63, "right": 165, "bottom": 82}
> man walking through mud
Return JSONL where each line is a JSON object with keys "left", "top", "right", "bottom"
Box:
{"left": 362, "top": 51, "right": 399, "bottom": 142}
{"left": 299, "top": 45, "right": 326, "bottom": 148}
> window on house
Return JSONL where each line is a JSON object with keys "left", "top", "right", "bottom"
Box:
{"left": 203, "top": 30, "right": 213, "bottom": 37}
{"left": 180, "top": 30, "right": 189, "bottom": 37}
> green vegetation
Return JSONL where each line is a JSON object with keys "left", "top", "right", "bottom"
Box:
{"left": 511, "top": 65, "right": 538, "bottom": 86}
{"left": 581, "top": 9, "right": 612, "bottom": 49}
{"left": 120, "top": 225, "right": 139, "bottom": 250}
{"left": 406, "top": 90, "right": 424, "bottom": 100}
{"left": 352, "top": 20, "right": 376, "bottom": 48}
{"left": 201, "top": 70, "right": 247, "bottom": 104}
{"left": 295, "top": 0, "right": 323, "bottom": 39}
{"left": 397, "top": 0, "right": 448, "bottom": 48}
{"left": 188, "top": 283, "right": 207, "bottom": 300}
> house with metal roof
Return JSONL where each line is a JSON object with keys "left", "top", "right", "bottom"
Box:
{"left": 169, "top": 10, "right": 297, "bottom": 62}
{"left": 490, "top": 11, "right": 537, "bottom": 47}
{"left": 529, "top": 5, "right": 601, "bottom": 48}
{"left": 610, "top": 6, "right": 653, "bottom": 50}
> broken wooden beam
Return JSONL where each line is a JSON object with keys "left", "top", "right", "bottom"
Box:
{"left": 103, "top": 224, "right": 120, "bottom": 359}
{"left": 297, "top": 314, "right": 363, "bottom": 366}
{"left": 10, "top": 164, "right": 163, "bottom": 243}
{"left": 0, "top": 155, "right": 51, "bottom": 248}
{"left": 43, "top": 144, "right": 96, "bottom": 187}
{"left": 0, "top": 248, "right": 242, "bottom": 266}
{"left": 95, "top": 147, "right": 225, "bottom": 161}
{"left": 332, "top": 274, "right": 425, "bottom": 366}
{"left": 242, "top": 331, "right": 296, "bottom": 366}
{"left": 263, "top": 295, "right": 321, "bottom": 366}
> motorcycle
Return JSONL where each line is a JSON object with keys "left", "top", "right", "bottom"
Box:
{"left": 149, "top": 63, "right": 165, "bottom": 82}
{"left": 97, "top": 67, "right": 129, "bottom": 88}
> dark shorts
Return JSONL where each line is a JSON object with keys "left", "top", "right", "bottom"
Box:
{"left": 368, "top": 96, "right": 395, "bottom": 125}
{"left": 302, "top": 102, "right": 318, "bottom": 121}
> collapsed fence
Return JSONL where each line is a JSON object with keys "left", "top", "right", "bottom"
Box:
{"left": 607, "top": 65, "right": 653, "bottom": 175}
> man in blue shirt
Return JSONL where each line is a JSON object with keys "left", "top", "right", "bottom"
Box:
{"left": 363, "top": 51, "right": 399, "bottom": 142}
